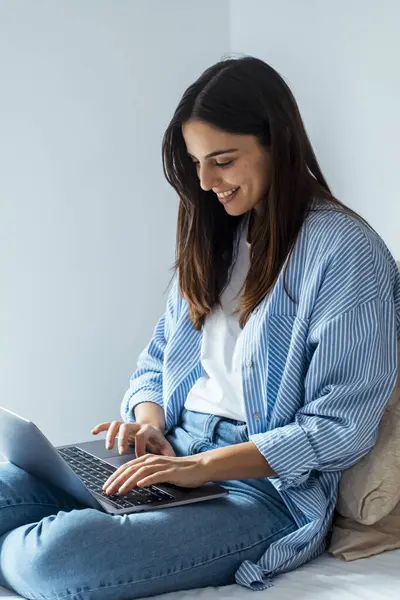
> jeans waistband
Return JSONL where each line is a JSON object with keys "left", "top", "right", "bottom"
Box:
{"left": 179, "top": 408, "right": 249, "bottom": 446}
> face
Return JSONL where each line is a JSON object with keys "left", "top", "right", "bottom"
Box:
{"left": 181, "top": 119, "right": 270, "bottom": 215}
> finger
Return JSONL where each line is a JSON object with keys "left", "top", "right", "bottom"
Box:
{"left": 134, "top": 430, "right": 147, "bottom": 458}
{"left": 90, "top": 422, "right": 111, "bottom": 435}
{"left": 118, "top": 423, "right": 129, "bottom": 454}
{"left": 103, "top": 461, "right": 135, "bottom": 490}
{"left": 161, "top": 441, "right": 176, "bottom": 457}
{"left": 103, "top": 456, "right": 160, "bottom": 493}
{"left": 104, "top": 464, "right": 146, "bottom": 495}
{"left": 105, "top": 421, "right": 121, "bottom": 450}
{"left": 145, "top": 440, "right": 160, "bottom": 454}
{"left": 114, "top": 466, "right": 163, "bottom": 495}
{"left": 102, "top": 454, "right": 149, "bottom": 489}
{"left": 135, "top": 468, "right": 174, "bottom": 489}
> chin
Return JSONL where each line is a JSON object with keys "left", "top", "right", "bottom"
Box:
{"left": 223, "top": 205, "right": 245, "bottom": 216}
{"left": 223, "top": 203, "right": 252, "bottom": 216}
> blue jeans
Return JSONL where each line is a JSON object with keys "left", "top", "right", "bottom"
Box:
{"left": 0, "top": 408, "right": 297, "bottom": 599}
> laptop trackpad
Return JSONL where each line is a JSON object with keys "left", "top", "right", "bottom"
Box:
{"left": 104, "top": 454, "right": 137, "bottom": 468}
{"left": 74, "top": 439, "right": 136, "bottom": 466}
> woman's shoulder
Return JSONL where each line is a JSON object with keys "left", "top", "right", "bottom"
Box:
{"left": 299, "top": 198, "right": 400, "bottom": 303}
{"left": 305, "top": 197, "right": 379, "bottom": 246}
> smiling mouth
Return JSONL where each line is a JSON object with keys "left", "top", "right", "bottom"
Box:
{"left": 218, "top": 188, "right": 240, "bottom": 203}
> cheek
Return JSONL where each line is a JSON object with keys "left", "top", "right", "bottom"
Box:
{"left": 234, "top": 163, "right": 251, "bottom": 187}
{"left": 251, "top": 165, "right": 268, "bottom": 192}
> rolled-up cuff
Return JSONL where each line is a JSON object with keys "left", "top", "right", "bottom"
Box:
{"left": 249, "top": 422, "right": 316, "bottom": 490}
{"left": 122, "top": 388, "right": 164, "bottom": 426}
{"left": 235, "top": 560, "right": 274, "bottom": 590}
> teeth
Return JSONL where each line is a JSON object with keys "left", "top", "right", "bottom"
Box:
{"left": 217, "top": 187, "right": 238, "bottom": 198}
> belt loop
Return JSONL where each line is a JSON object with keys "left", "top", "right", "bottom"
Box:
{"left": 203, "top": 413, "right": 222, "bottom": 444}
{"left": 237, "top": 423, "right": 249, "bottom": 443}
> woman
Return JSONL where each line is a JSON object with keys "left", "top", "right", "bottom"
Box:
{"left": 1, "top": 55, "right": 399, "bottom": 599}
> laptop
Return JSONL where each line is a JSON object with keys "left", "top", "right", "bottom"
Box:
{"left": 0, "top": 406, "right": 228, "bottom": 514}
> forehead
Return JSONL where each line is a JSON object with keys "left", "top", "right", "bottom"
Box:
{"left": 182, "top": 120, "right": 252, "bottom": 155}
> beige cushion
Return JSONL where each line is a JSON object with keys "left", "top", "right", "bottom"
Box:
{"left": 335, "top": 261, "right": 400, "bottom": 526}
{"left": 329, "top": 502, "right": 400, "bottom": 561}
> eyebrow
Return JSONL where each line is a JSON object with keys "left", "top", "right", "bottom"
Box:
{"left": 187, "top": 148, "right": 239, "bottom": 160}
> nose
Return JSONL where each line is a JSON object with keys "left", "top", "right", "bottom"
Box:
{"left": 197, "top": 165, "right": 222, "bottom": 192}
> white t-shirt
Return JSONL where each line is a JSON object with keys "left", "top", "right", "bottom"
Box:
{"left": 184, "top": 212, "right": 252, "bottom": 422}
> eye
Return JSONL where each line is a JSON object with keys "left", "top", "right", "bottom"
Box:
{"left": 193, "top": 160, "right": 233, "bottom": 168}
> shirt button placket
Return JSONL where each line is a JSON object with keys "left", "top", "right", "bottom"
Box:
{"left": 245, "top": 358, "right": 261, "bottom": 423}
{"left": 245, "top": 357, "right": 261, "bottom": 424}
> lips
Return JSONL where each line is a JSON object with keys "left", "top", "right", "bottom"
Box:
{"left": 218, "top": 188, "right": 239, "bottom": 204}
{"left": 216, "top": 186, "right": 238, "bottom": 197}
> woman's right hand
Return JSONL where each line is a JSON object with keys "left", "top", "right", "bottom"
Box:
{"left": 91, "top": 421, "right": 176, "bottom": 458}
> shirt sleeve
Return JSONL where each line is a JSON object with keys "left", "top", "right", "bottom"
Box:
{"left": 120, "top": 273, "right": 181, "bottom": 427}
{"left": 251, "top": 299, "right": 398, "bottom": 490}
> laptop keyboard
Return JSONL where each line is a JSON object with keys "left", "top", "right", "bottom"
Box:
{"left": 57, "top": 446, "right": 175, "bottom": 510}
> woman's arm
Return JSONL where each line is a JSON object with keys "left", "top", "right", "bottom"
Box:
{"left": 198, "top": 441, "right": 277, "bottom": 480}
{"left": 250, "top": 298, "right": 398, "bottom": 490}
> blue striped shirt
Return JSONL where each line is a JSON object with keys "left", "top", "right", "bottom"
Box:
{"left": 121, "top": 201, "right": 400, "bottom": 591}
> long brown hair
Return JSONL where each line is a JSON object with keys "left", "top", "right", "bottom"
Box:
{"left": 162, "top": 55, "right": 371, "bottom": 331}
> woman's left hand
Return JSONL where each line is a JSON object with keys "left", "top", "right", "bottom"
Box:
{"left": 102, "top": 453, "right": 209, "bottom": 495}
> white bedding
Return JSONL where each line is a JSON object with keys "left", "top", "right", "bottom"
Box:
{"left": 1, "top": 549, "right": 399, "bottom": 599}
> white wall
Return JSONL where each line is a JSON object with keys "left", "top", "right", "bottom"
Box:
{"left": 0, "top": 0, "right": 230, "bottom": 447}
{"left": 230, "top": 0, "right": 400, "bottom": 259}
